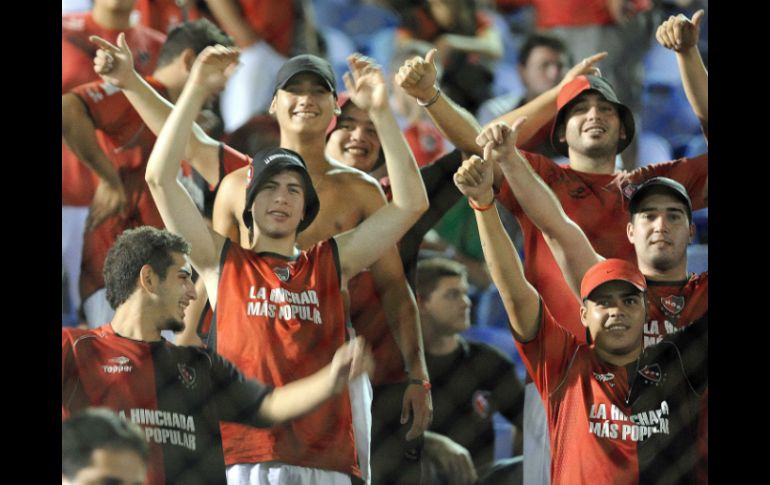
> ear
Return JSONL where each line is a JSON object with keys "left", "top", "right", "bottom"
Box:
{"left": 619, "top": 122, "right": 627, "bottom": 141}
{"left": 579, "top": 303, "right": 590, "bottom": 330}
{"left": 626, "top": 220, "right": 635, "bottom": 244}
{"left": 181, "top": 48, "right": 196, "bottom": 72}
{"left": 138, "top": 264, "right": 156, "bottom": 294}
{"left": 689, "top": 222, "right": 696, "bottom": 243}
{"left": 269, "top": 96, "right": 277, "bottom": 115}
{"left": 557, "top": 124, "right": 566, "bottom": 143}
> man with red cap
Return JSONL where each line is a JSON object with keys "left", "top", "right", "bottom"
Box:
{"left": 396, "top": 12, "right": 707, "bottom": 482}
{"left": 142, "top": 46, "right": 429, "bottom": 484}
{"left": 453, "top": 151, "right": 707, "bottom": 484}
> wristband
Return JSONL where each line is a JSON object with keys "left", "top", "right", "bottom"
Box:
{"left": 468, "top": 198, "right": 494, "bottom": 212}
{"left": 408, "top": 378, "right": 432, "bottom": 390}
{"left": 417, "top": 87, "right": 441, "bottom": 108}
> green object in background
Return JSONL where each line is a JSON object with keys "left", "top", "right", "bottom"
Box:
{"left": 433, "top": 197, "right": 484, "bottom": 261}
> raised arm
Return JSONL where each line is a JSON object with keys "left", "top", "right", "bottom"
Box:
{"left": 89, "top": 34, "right": 223, "bottom": 184}
{"left": 491, "top": 52, "right": 607, "bottom": 143}
{"left": 335, "top": 55, "right": 428, "bottom": 280}
{"left": 453, "top": 150, "right": 540, "bottom": 342}
{"left": 433, "top": 21, "right": 503, "bottom": 60}
{"left": 145, "top": 46, "right": 239, "bottom": 306}
{"left": 61, "top": 93, "right": 126, "bottom": 231}
{"left": 476, "top": 120, "right": 602, "bottom": 300}
{"left": 656, "top": 9, "right": 708, "bottom": 139}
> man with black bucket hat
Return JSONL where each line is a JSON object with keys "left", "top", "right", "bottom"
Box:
{"left": 143, "top": 45, "right": 428, "bottom": 484}
{"left": 93, "top": 30, "right": 434, "bottom": 485}
{"left": 453, "top": 147, "right": 707, "bottom": 485}
{"left": 396, "top": 11, "right": 707, "bottom": 482}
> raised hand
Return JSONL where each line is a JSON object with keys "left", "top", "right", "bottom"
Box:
{"left": 86, "top": 179, "right": 127, "bottom": 232}
{"left": 343, "top": 54, "right": 389, "bottom": 112}
{"left": 454, "top": 155, "right": 495, "bottom": 206}
{"left": 329, "top": 336, "right": 375, "bottom": 394}
{"left": 395, "top": 48, "right": 439, "bottom": 103}
{"left": 476, "top": 117, "right": 527, "bottom": 168}
{"left": 188, "top": 45, "right": 241, "bottom": 96}
{"left": 656, "top": 9, "right": 704, "bottom": 52}
{"left": 89, "top": 33, "right": 136, "bottom": 88}
{"left": 558, "top": 51, "right": 608, "bottom": 89}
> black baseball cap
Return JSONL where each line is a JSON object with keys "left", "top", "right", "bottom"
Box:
{"left": 628, "top": 177, "right": 693, "bottom": 222}
{"left": 274, "top": 54, "right": 337, "bottom": 97}
{"left": 550, "top": 75, "right": 635, "bottom": 157}
{"left": 242, "top": 147, "right": 320, "bottom": 233}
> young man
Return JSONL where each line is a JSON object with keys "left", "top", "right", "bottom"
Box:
{"left": 62, "top": 0, "right": 166, "bottom": 325}
{"left": 142, "top": 46, "right": 428, "bottom": 484}
{"left": 397, "top": 16, "right": 707, "bottom": 481}
{"left": 62, "top": 227, "right": 373, "bottom": 485}
{"left": 62, "top": 408, "right": 149, "bottom": 485}
{"left": 91, "top": 36, "right": 434, "bottom": 463}
{"left": 65, "top": 19, "right": 234, "bottom": 328}
{"left": 453, "top": 149, "right": 707, "bottom": 484}
{"left": 416, "top": 258, "right": 524, "bottom": 485}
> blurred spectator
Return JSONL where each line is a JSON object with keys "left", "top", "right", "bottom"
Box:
{"left": 396, "top": 0, "right": 503, "bottom": 115}
{"left": 62, "top": 408, "right": 149, "bottom": 485}
{"left": 62, "top": 0, "right": 166, "bottom": 327}
{"left": 416, "top": 258, "right": 524, "bottom": 485}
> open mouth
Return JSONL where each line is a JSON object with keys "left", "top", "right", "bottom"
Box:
{"left": 344, "top": 144, "right": 370, "bottom": 156}
{"left": 292, "top": 111, "right": 319, "bottom": 119}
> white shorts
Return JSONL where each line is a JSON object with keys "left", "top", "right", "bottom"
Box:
{"left": 226, "top": 463, "right": 352, "bottom": 485}
{"left": 522, "top": 382, "right": 551, "bottom": 485}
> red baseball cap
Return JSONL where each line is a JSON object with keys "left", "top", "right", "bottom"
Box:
{"left": 580, "top": 259, "right": 646, "bottom": 301}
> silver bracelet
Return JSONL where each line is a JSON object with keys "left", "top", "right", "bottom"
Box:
{"left": 417, "top": 87, "right": 441, "bottom": 108}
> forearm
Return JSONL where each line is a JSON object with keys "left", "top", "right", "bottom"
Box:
{"left": 258, "top": 363, "right": 336, "bottom": 423}
{"left": 380, "top": 284, "right": 429, "bottom": 380}
{"left": 676, "top": 47, "right": 708, "bottom": 128}
{"left": 422, "top": 90, "right": 483, "bottom": 156}
{"left": 122, "top": 71, "right": 220, "bottom": 183}
{"left": 441, "top": 30, "right": 503, "bottom": 59}
{"left": 204, "top": 0, "right": 259, "bottom": 47}
{"left": 475, "top": 204, "right": 539, "bottom": 340}
{"left": 491, "top": 85, "right": 559, "bottom": 146}
{"left": 62, "top": 96, "right": 122, "bottom": 187}
{"left": 369, "top": 107, "right": 428, "bottom": 213}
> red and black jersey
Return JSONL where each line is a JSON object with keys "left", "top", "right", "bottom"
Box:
{"left": 213, "top": 239, "right": 360, "bottom": 478}
{"left": 62, "top": 13, "right": 165, "bottom": 207}
{"left": 517, "top": 304, "right": 707, "bottom": 484}
{"left": 62, "top": 325, "right": 272, "bottom": 485}
{"left": 497, "top": 153, "right": 708, "bottom": 341}
{"left": 643, "top": 272, "right": 708, "bottom": 348}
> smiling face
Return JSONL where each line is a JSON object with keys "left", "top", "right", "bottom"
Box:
{"left": 154, "top": 252, "right": 197, "bottom": 333}
{"left": 628, "top": 191, "right": 694, "bottom": 276}
{"left": 251, "top": 169, "right": 307, "bottom": 239}
{"left": 581, "top": 280, "right": 646, "bottom": 365}
{"left": 560, "top": 93, "right": 625, "bottom": 158}
{"left": 327, "top": 102, "right": 381, "bottom": 172}
{"left": 270, "top": 72, "right": 336, "bottom": 135}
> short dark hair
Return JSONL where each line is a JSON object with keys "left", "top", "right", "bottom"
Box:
{"left": 416, "top": 258, "right": 468, "bottom": 299}
{"left": 156, "top": 19, "right": 234, "bottom": 68}
{"left": 518, "top": 33, "right": 569, "bottom": 67}
{"left": 62, "top": 408, "right": 148, "bottom": 480}
{"left": 103, "top": 227, "right": 191, "bottom": 309}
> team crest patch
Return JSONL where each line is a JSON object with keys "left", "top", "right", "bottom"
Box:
{"left": 593, "top": 372, "right": 615, "bottom": 386}
{"left": 178, "top": 364, "right": 198, "bottom": 389}
{"left": 472, "top": 390, "right": 492, "bottom": 419}
{"left": 660, "top": 295, "right": 685, "bottom": 317}
{"left": 638, "top": 364, "right": 662, "bottom": 384}
{"left": 273, "top": 266, "right": 291, "bottom": 282}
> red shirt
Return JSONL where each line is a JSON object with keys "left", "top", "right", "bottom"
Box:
{"left": 518, "top": 304, "right": 707, "bottom": 484}
{"left": 62, "top": 13, "right": 165, "bottom": 206}
{"left": 238, "top": 0, "right": 295, "bottom": 54}
{"left": 403, "top": 120, "right": 447, "bottom": 168}
{"left": 215, "top": 241, "right": 360, "bottom": 478}
{"left": 497, "top": 153, "right": 708, "bottom": 341}
{"left": 643, "top": 272, "right": 709, "bottom": 348}
{"left": 495, "top": 0, "right": 651, "bottom": 28}
{"left": 135, "top": 0, "right": 202, "bottom": 33}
